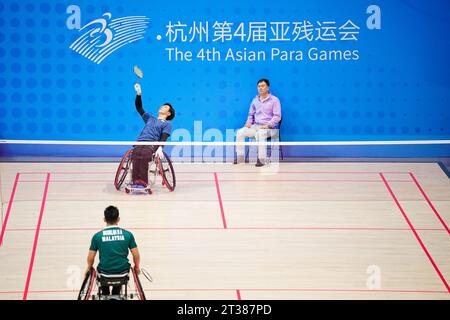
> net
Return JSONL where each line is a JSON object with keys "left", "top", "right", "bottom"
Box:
{"left": 3, "top": 139, "right": 448, "bottom": 162}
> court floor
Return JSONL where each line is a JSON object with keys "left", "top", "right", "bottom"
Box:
{"left": 0, "top": 161, "right": 449, "bottom": 300}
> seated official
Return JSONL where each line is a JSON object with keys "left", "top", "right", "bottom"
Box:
{"left": 235, "top": 79, "right": 282, "bottom": 167}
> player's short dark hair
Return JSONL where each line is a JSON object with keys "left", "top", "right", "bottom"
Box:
{"left": 104, "top": 206, "right": 119, "bottom": 224}
{"left": 164, "top": 102, "right": 175, "bottom": 121}
{"left": 257, "top": 79, "right": 270, "bottom": 87}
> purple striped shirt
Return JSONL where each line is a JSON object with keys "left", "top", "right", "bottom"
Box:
{"left": 245, "top": 94, "right": 282, "bottom": 129}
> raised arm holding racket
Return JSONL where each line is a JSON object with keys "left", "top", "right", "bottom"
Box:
{"left": 130, "top": 66, "right": 176, "bottom": 188}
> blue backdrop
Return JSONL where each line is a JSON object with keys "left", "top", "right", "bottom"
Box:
{"left": 0, "top": 0, "right": 449, "bottom": 157}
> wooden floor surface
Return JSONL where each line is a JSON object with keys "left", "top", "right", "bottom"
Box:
{"left": 0, "top": 161, "right": 449, "bottom": 300}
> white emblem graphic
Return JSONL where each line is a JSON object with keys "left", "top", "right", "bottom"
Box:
{"left": 69, "top": 13, "right": 150, "bottom": 64}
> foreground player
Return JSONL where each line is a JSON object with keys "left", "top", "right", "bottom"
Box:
{"left": 131, "top": 83, "right": 175, "bottom": 188}
{"left": 84, "top": 206, "right": 140, "bottom": 295}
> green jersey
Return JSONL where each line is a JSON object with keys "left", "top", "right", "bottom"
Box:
{"left": 89, "top": 226, "right": 137, "bottom": 274}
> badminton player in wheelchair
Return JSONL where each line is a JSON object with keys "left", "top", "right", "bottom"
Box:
{"left": 130, "top": 83, "right": 175, "bottom": 190}
{"left": 82, "top": 206, "right": 142, "bottom": 300}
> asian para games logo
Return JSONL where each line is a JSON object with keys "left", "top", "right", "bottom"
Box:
{"left": 66, "top": 5, "right": 149, "bottom": 64}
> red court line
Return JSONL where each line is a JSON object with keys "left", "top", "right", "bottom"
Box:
{"left": 238, "top": 288, "right": 449, "bottom": 294}
{"left": 17, "top": 180, "right": 220, "bottom": 183}
{"left": 409, "top": 173, "right": 450, "bottom": 236}
{"left": 0, "top": 173, "right": 20, "bottom": 246}
{"left": 4, "top": 227, "right": 448, "bottom": 232}
{"left": 17, "top": 179, "right": 413, "bottom": 183}
{"left": 17, "top": 170, "right": 413, "bottom": 176}
{"left": 236, "top": 289, "right": 241, "bottom": 300}
{"left": 214, "top": 173, "right": 227, "bottom": 229}
{"left": 177, "top": 171, "right": 412, "bottom": 174}
{"left": 380, "top": 173, "right": 450, "bottom": 293}
{"left": 23, "top": 173, "right": 50, "bottom": 300}
{"left": 1, "top": 288, "right": 448, "bottom": 295}
{"left": 216, "top": 179, "right": 413, "bottom": 183}
{"left": 18, "top": 172, "right": 114, "bottom": 175}
{"left": 4, "top": 198, "right": 440, "bottom": 204}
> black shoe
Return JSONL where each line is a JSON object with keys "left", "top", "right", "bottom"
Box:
{"left": 255, "top": 159, "right": 265, "bottom": 167}
{"left": 233, "top": 156, "right": 244, "bottom": 165}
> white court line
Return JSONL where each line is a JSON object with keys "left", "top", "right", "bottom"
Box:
{"left": 1, "top": 140, "right": 450, "bottom": 146}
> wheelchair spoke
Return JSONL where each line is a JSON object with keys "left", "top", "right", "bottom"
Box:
{"left": 115, "top": 149, "right": 133, "bottom": 190}
{"left": 157, "top": 151, "right": 176, "bottom": 192}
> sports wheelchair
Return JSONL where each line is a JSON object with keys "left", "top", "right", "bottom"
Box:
{"left": 77, "top": 267, "right": 151, "bottom": 300}
{"left": 114, "top": 147, "right": 176, "bottom": 194}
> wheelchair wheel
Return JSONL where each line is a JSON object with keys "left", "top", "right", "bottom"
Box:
{"left": 114, "top": 149, "right": 133, "bottom": 190}
{"left": 157, "top": 151, "right": 176, "bottom": 192}
{"left": 77, "top": 268, "right": 96, "bottom": 300}
{"left": 131, "top": 268, "right": 146, "bottom": 300}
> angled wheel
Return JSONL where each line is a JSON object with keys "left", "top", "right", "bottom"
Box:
{"left": 157, "top": 151, "right": 176, "bottom": 192}
{"left": 131, "top": 268, "right": 146, "bottom": 300}
{"left": 114, "top": 149, "right": 133, "bottom": 190}
{"left": 77, "top": 268, "right": 96, "bottom": 300}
